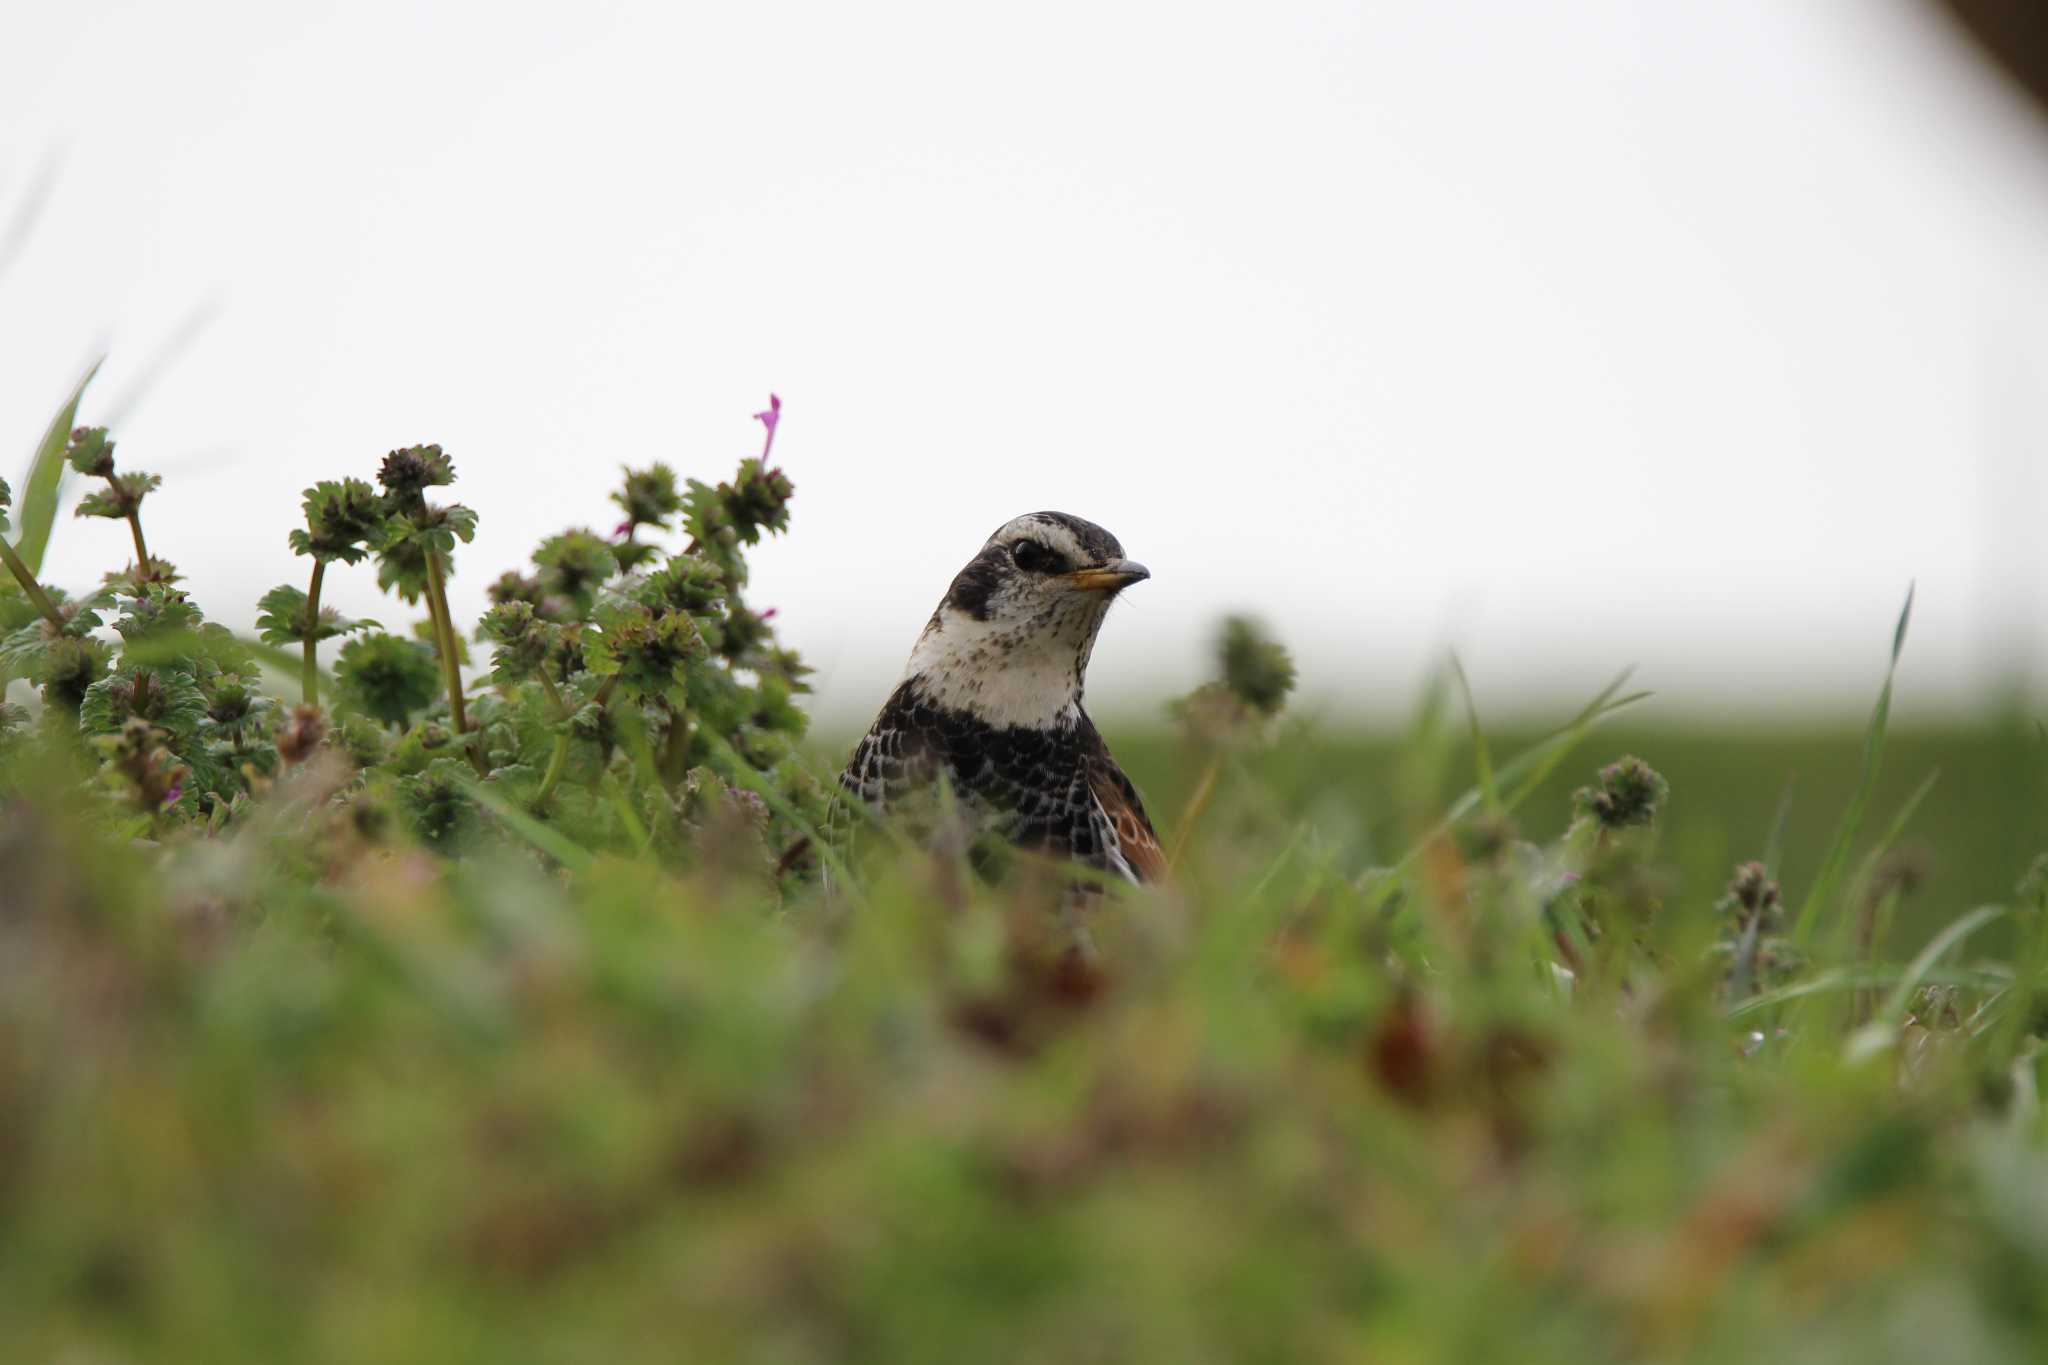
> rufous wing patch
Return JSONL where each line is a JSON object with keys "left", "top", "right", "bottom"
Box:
{"left": 1089, "top": 754, "right": 1167, "bottom": 884}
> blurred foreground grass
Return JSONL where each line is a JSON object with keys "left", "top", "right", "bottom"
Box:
{"left": 6, "top": 702, "right": 2048, "bottom": 1364}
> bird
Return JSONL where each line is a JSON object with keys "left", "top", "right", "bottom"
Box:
{"left": 839, "top": 511, "right": 1166, "bottom": 885}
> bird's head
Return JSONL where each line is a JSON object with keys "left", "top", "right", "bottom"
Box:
{"left": 903, "top": 511, "right": 1150, "bottom": 729}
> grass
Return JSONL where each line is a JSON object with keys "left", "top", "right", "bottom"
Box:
{"left": 4, "top": 678, "right": 2048, "bottom": 1363}
{"left": 1106, "top": 715, "right": 2048, "bottom": 957}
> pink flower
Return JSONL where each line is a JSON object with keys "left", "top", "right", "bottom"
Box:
{"left": 754, "top": 393, "right": 782, "bottom": 459}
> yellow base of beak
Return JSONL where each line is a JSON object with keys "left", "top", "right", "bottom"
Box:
{"left": 1066, "top": 560, "right": 1151, "bottom": 592}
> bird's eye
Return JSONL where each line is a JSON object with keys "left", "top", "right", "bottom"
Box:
{"left": 1010, "top": 540, "right": 1054, "bottom": 573}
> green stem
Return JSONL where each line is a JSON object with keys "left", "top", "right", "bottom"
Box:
{"left": 422, "top": 552, "right": 484, "bottom": 778}
{"left": 535, "top": 732, "right": 573, "bottom": 811}
{"left": 125, "top": 510, "right": 149, "bottom": 566}
{"left": 0, "top": 536, "right": 65, "bottom": 628}
{"left": 658, "top": 699, "right": 690, "bottom": 782}
{"left": 588, "top": 674, "right": 622, "bottom": 774}
{"left": 302, "top": 558, "right": 327, "bottom": 707}
{"left": 531, "top": 667, "right": 575, "bottom": 812}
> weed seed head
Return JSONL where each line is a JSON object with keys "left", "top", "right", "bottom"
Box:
{"left": 1572, "top": 756, "right": 1669, "bottom": 830}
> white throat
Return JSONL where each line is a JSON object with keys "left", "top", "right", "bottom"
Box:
{"left": 902, "top": 602, "right": 1104, "bottom": 730}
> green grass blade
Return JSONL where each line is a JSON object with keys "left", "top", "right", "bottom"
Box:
{"left": 1842, "top": 903, "right": 2008, "bottom": 1061}
{"left": 1762, "top": 775, "right": 1796, "bottom": 876}
{"left": 1726, "top": 961, "right": 2013, "bottom": 1019}
{"left": 11, "top": 360, "right": 102, "bottom": 575}
{"left": 1502, "top": 667, "right": 1642, "bottom": 810}
{"left": 1386, "top": 677, "right": 1650, "bottom": 878}
{"left": 459, "top": 776, "right": 596, "bottom": 872}
{"left": 1791, "top": 585, "right": 1914, "bottom": 945}
{"left": 1448, "top": 653, "right": 1499, "bottom": 814}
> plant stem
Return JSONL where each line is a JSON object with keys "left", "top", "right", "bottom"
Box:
{"left": 535, "top": 729, "right": 573, "bottom": 811}
{"left": 1167, "top": 754, "right": 1222, "bottom": 872}
{"left": 125, "top": 511, "right": 149, "bottom": 567}
{"left": 658, "top": 699, "right": 690, "bottom": 782}
{"left": 589, "top": 675, "right": 622, "bottom": 772}
{"left": 530, "top": 668, "right": 575, "bottom": 812}
{"left": 0, "top": 537, "right": 66, "bottom": 628}
{"left": 422, "top": 551, "right": 484, "bottom": 777}
{"left": 302, "top": 559, "right": 327, "bottom": 707}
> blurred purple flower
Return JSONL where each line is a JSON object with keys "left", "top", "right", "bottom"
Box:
{"left": 161, "top": 780, "right": 183, "bottom": 809}
{"left": 754, "top": 394, "right": 782, "bottom": 459}
{"left": 612, "top": 519, "right": 634, "bottom": 540}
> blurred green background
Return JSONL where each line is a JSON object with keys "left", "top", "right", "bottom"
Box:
{"left": 1054, "top": 717, "right": 2048, "bottom": 946}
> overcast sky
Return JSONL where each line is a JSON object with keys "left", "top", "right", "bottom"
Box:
{"left": 4, "top": 0, "right": 2046, "bottom": 728}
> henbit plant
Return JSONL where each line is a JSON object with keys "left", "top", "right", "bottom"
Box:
{"left": 1, "top": 378, "right": 825, "bottom": 869}
{"left": 265, "top": 475, "right": 385, "bottom": 706}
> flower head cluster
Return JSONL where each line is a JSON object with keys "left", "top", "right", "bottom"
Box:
{"left": 1714, "top": 861, "right": 1783, "bottom": 934}
{"left": 612, "top": 463, "right": 684, "bottom": 536}
{"left": 65, "top": 426, "right": 117, "bottom": 478}
{"left": 66, "top": 426, "right": 161, "bottom": 527}
{"left": 534, "top": 530, "right": 620, "bottom": 613}
{"left": 334, "top": 633, "right": 442, "bottom": 728}
{"left": 255, "top": 584, "right": 378, "bottom": 646}
{"left": 477, "top": 600, "right": 558, "bottom": 687}
{"left": 685, "top": 458, "right": 796, "bottom": 578}
{"left": 1, "top": 591, "right": 112, "bottom": 708}
{"left": 376, "top": 444, "right": 457, "bottom": 515}
{"left": 582, "top": 600, "right": 705, "bottom": 705}
{"left": 1219, "top": 615, "right": 1296, "bottom": 718}
{"left": 290, "top": 478, "right": 386, "bottom": 565}
{"left": 1571, "top": 756, "right": 1669, "bottom": 831}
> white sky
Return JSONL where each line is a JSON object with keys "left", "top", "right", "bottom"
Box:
{"left": 3, "top": 0, "right": 2045, "bottom": 728}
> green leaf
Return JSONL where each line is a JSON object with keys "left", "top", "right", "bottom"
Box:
{"left": 1448, "top": 653, "right": 1498, "bottom": 815}
{"left": 254, "top": 584, "right": 311, "bottom": 644}
{"left": 289, "top": 477, "right": 385, "bottom": 564}
{"left": 74, "top": 472, "right": 159, "bottom": 521}
{"left": 119, "top": 627, "right": 330, "bottom": 695}
{"left": 79, "top": 665, "right": 210, "bottom": 737}
{"left": 255, "top": 583, "right": 378, "bottom": 645}
{"left": 1792, "top": 585, "right": 1914, "bottom": 945}
{"left": 334, "top": 633, "right": 442, "bottom": 728}
{"left": 11, "top": 359, "right": 100, "bottom": 574}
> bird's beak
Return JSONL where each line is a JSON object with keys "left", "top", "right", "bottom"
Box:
{"left": 1066, "top": 559, "right": 1151, "bottom": 592}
